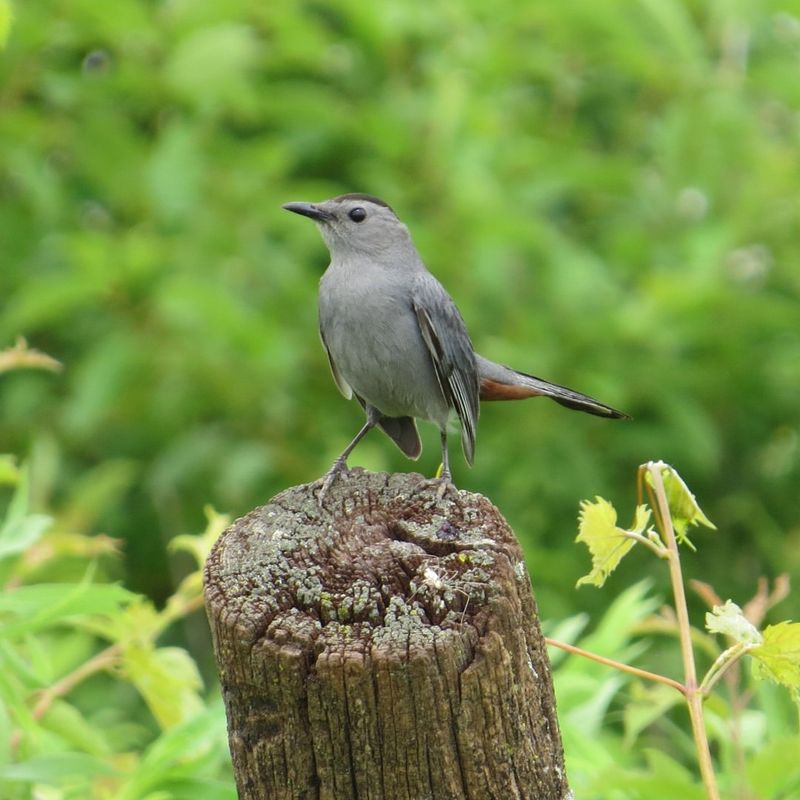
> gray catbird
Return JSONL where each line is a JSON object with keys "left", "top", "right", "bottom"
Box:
{"left": 283, "top": 193, "right": 627, "bottom": 498}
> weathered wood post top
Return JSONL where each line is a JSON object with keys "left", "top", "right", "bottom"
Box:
{"left": 204, "top": 469, "right": 570, "bottom": 800}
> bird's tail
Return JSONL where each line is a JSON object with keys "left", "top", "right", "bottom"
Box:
{"left": 475, "top": 354, "right": 629, "bottom": 420}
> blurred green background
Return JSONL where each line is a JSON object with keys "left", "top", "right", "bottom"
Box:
{"left": 2, "top": 0, "right": 799, "bottom": 644}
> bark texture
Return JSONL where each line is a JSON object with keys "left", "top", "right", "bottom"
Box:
{"left": 204, "top": 469, "right": 570, "bottom": 800}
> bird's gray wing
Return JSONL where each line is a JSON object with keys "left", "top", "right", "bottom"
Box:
{"left": 319, "top": 326, "right": 352, "bottom": 399}
{"left": 411, "top": 273, "right": 480, "bottom": 465}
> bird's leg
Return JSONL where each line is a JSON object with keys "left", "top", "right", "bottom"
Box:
{"left": 413, "top": 429, "right": 457, "bottom": 500}
{"left": 435, "top": 429, "right": 454, "bottom": 498}
{"left": 317, "top": 406, "right": 380, "bottom": 505}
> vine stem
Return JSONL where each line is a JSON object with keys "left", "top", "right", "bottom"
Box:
{"left": 10, "top": 594, "right": 206, "bottom": 754}
{"left": 10, "top": 644, "right": 121, "bottom": 754}
{"left": 545, "top": 637, "right": 686, "bottom": 695}
{"left": 32, "top": 644, "right": 122, "bottom": 719}
{"left": 647, "top": 462, "right": 720, "bottom": 800}
{"left": 699, "top": 642, "right": 752, "bottom": 698}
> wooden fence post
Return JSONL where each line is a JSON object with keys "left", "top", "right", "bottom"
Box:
{"left": 204, "top": 468, "right": 570, "bottom": 800}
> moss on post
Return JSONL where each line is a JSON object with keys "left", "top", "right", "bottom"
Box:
{"left": 204, "top": 469, "right": 570, "bottom": 800}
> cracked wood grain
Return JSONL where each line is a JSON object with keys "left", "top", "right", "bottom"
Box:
{"left": 204, "top": 468, "right": 570, "bottom": 800}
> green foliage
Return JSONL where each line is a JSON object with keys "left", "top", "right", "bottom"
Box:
{"left": 0, "top": 461, "right": 232, "bottom": 798}
{"left": 646, "top": 461, "right": 716, "bottom": 547}
{"left": 576, "top": 461, "right": 717, "bottom": 588}
{"left": 0, "top": 0, "right": 11, "bottom": 49}
{"left": 0, "top": 465, "right": 53, "bottom": 561}
{"left": 562, "top": 462, "right": 800, "bottom": 799}
{"left": 752, "top": 622, "right": 800, "bottom": 693}
{"left": 576, "top": 462, "right": 800, "bottom": 705}
{"left": 1, "top": 0, "right": 799, "bottom": 618}
{"left": 553, "top": 593, "right": 800, "bottom": 799}
{"left": 576, "top": 498, "right": 648, "bottom": 587}
{"left": 705, "top": 600, "right": 761, "bottom": 644}
{"left": 2, "top": 0, "right": 799, "bottom": 795}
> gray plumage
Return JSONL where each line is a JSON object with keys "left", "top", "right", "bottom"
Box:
{"left": 283, "top": 193, "right": 627, "bottom": 497}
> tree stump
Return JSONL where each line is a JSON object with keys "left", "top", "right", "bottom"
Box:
{"left": 204, "top": 469, "right": 570, "bottom": 800}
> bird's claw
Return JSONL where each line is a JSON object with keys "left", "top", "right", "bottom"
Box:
{"left": 435, "top": 475, "right": 457, "bottom": 500}
{"left": 315, "top": 458, "right": 348, "bottom": 507}
{"left": 413, "top": 472, "right": 457, "bottom": 501}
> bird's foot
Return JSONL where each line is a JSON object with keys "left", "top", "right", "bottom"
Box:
{"left": 434, "top": 476, "right": 455, "bottom": 500}
{"left": 414, "top": 469, "right": 458, "bottom": 501}
{"left": 315, "top": 457, "right": 349, "bottom": 507}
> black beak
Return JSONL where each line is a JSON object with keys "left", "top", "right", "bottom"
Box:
{"left": 282, "top": 201, "right": 333, "bottom": 222}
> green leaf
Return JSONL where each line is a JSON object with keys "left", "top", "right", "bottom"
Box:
{"left": 751, "top": 621, "right": 800, "bottom": 692}
{"left": 0, "top": 752, "right": 120, "bottom": 782}
{"left": 576, "top": 498, "right": 651, "bottom": 588}
{"left": 0, "top": 462, "right": 53, "bottom": 559}
{"left": 140, "top": 708, "right": 227, "bottom": 770}
{"left": 545, "top": 613, "right": 590, "bottom": 667}
{"left": 705, "top": 600, "right": 762, "bottom": 645}
{"left": 0, "top": 679, "right": 11, "bottom": 767}
{"left": 116, "top": 708, "right": 229, "bottom": 800}
{"left": 0, "top": 582, "right": 135, "bottom": 638}
{"left": 745, "top": 734, "right": 800, "bottom": 799}
{"left": 642, "top": 747, "right": 699, "bottom": 784}
{"left": 0, "top": 0, "right": 13, "bottom": 49}
{"left": 169, "top": 505, "right": 229, "bottom": 568}
{"left": 624, "top": 683, "right": 682, "bottom": 746}
{"left": 123, "top": 645, "right": 204, "bottom": 730}
{"left": 574, "top": 580, "right": 659, "bottom": 664}
{"left": 0, "top": 512, "right": 52, "bottom": 559}
{"left": 585, "top": 747, "right": 707, "bottom": 799}
{"left": 646, "top": 461, "right": 715, "bottom": 544}
{"left": 141, "top": 779, "right": 237, "bottom": 800}
{"left": 0, "top": 454, "right": 19, "bottom": 485}
{"left": 561, "top": 674, "right": 626, "bottom": 736}
{"left": 40, "top": 700, "right": 114, "bottom": 757}
{"left": 146, "top": 121, "right": 202, "bottom": 224}
{"left": 165, "top": 24, "right": 259, "bottom": 113}
{"left": 56, "top": 459, "right": 137, "bottom": 536}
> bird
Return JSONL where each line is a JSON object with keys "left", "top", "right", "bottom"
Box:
{"left": 282, "top": 193, "right": 628, "bottom": 500}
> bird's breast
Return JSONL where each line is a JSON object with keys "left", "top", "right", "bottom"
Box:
{"left": 318, "top": 266, "right": 448, "bottom": 423}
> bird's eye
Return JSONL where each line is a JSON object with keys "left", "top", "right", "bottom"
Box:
{"left": 348, "top": 207, "right": 367, "bottom": 223}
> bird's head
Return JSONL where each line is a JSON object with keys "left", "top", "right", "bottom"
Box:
{"left": 282, "top": 193, "right": 413, "bottom": 261}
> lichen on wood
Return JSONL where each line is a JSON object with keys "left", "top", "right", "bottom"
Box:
{"left": 204, "top": 468, "right": 570, "bottom": 800}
